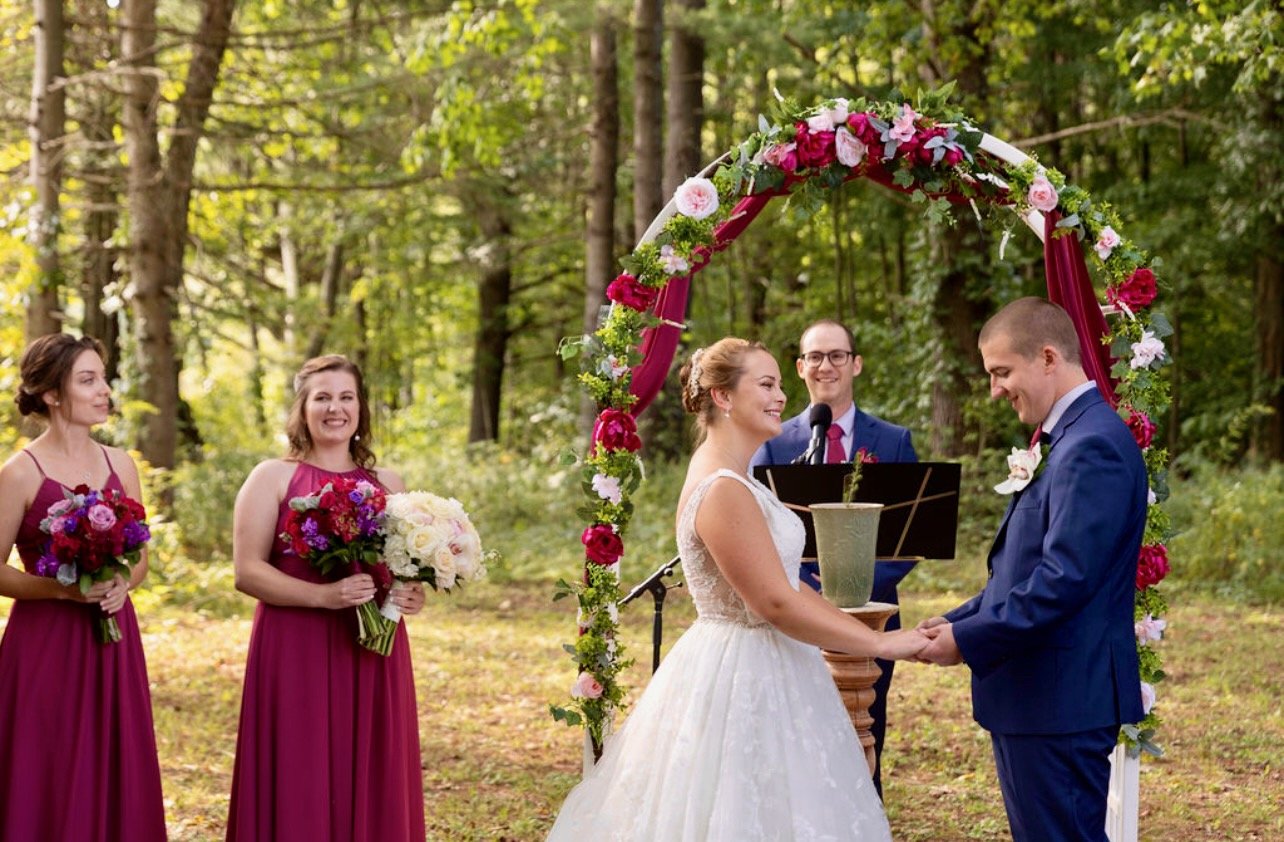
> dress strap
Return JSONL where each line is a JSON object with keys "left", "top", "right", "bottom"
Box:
{"left": 21, "top": 449, "right": 48, "bottom": 477}
{"left": 99, "top": 444, "right": 119, "bottom": 483}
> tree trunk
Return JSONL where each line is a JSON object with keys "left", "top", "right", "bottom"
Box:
{"left": 79, "top": 97, "right": 122, "bottom": 381}
{"left": 468, "top": 194, "right": 514, "bottom": 443}
{"left": 305, "top": 233, "right": 346, "bottom": 361}
{"left": 120, "top": 0, "right": 235, "bottom": 471}
{"left": 26, "top": 0, "right": 66, "bottom": 339}
{"left": 580, "top": 3, "right": 620, "bottom": 433}
{"left": 663, "top": 0, "right": 704, "bottom": 195}
{"left": 632, "top": 0, "right": 663, "bottom": 244}
{"left": 1252, "top": 245, "right": 1283, "bottom": 461}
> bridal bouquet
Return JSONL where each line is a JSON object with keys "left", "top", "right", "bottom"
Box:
{"left": 280, "top": 477, "right": 396, "bottom": 654}
{"left": 380, "top": 491, "right": 487, "bottom": 623}
{"left": 36, "top": 485, "right": 151, "bottom": 644}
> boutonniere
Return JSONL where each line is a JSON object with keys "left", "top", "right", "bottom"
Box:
{"left": 995, "top": 427, "right": 1050, "bottom": 495}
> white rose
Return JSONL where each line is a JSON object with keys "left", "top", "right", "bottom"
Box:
{"left": 994, "top": 445, "right": 1042, "bottom": 495}
{"left": 1130, "top": 330, "right": 1166, "bottom": 369}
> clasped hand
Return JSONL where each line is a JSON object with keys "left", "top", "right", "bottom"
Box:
{"left": 326, "top": 575, "right": 426, "bottom": 615}
{"left": 912, "top": 616, "right": 964, "bottom": 666}
{"left": 79, "top": 573, "right": 130, "bottom": 615}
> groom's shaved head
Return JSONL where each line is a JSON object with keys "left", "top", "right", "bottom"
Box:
{"left": 980, "top": 297, "right": 1082, "bottom": 364}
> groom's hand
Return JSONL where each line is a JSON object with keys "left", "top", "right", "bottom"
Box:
{"left": 917, "top": 622, "right": 964, "bottom": 666}
{"left": 916, "top": 615, "right": 948, "bottom": 632}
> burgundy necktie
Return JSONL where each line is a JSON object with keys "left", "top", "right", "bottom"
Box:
{"left": 825, "top": 423, "right": 846, "bottom": 463}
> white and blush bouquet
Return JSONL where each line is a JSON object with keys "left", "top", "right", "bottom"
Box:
{"left": 379, "top": 491, "right": 487, "bottom": 623}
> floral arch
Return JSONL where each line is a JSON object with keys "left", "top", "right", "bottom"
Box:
{"left": 553, "top": 90, "right": 1172, "bottom": 760}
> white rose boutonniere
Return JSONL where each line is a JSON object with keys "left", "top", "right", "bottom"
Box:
{"left": 994, "top": 443, "right": 1046, "bottom": 495}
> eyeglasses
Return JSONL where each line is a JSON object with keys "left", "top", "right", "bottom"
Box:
{"left": 799, "top": 350, "right": 854, "bottom": 368}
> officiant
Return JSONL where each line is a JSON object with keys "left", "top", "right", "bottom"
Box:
{"left": 750, "top": 318, "right": 918, "bottom": 798}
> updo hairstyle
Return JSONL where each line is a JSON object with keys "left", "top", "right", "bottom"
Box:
{"left": 285, "top": 354, "right": 376, "bottom": 468}
{"left": 678, "top": 337, "right": 768, "bottom": 432}
{"left": 15, "top": 333, "right": 107, "bottom": 418}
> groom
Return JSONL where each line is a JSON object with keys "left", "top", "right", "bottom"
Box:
{"left": 750, "top": 318, "right": 917, "bottom": 797}
{"left": 918, "top": 298, "right": 1146, "bottom": 841}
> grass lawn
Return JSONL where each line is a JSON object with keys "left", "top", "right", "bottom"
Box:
{"left": 3, "top": 581, "right": 1281, "bottom": 840}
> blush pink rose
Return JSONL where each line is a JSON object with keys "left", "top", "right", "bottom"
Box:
{"left": 581, "top": 524, "right": 624, "bottom": 566}
{"left": 762, "top": 142, "right": 799, "bottom": 173}
{"left": 571, "top": 671, "right": 604, "bottom": 699}
{"left": 1136, "top": 544, "right": 1170, "bottom": 590}
{"left": 606, "top": 273, "right": 660, "bottom": 312}
{"left": 1027, "top": 175, "right": 1059, "bottom": 212}
{"left": 1094, "top": 226, "right": 1121, "bottom": 260}
{"left": 87, "top": 503, "right": 117, "bottom": 532}
{"left": 673, "top": 176, "right": 719, "bottom": 220}
{"left": 834, "top": 127, "right": 866, "bottom": 167}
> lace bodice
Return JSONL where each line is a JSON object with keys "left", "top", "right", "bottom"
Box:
{"left": 677, "top": 469, "right": 806, "bottom": 627}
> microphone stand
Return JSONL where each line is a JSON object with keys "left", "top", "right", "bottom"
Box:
{"left": 619, "top": 554, "right": 684, "bottom": 674}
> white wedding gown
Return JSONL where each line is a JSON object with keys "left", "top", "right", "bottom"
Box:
{"left": 547, "top": 470, "right": 892, "bottom": 841}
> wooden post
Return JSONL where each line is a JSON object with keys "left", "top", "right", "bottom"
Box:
{"left": 821, "top": 601, "right": 898, "bottom": 778}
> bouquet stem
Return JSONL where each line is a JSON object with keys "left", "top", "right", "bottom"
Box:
{"left": 355, "top": 601, "right": 398, "bottom": 656}
{"left": 96, "top": 615, "right": 122, "bottom": 645}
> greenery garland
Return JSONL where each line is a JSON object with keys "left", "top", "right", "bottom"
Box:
{"left": 552, "top": 86, "right": 1171, "bottom": 760}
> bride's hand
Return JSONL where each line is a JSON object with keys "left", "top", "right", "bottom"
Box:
{"left": 877, "top": 628, "right": 931, "bottom": 661}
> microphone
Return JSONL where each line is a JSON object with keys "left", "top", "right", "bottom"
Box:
{"left": 795, "top": 403, "right": 833, "bottom": 465}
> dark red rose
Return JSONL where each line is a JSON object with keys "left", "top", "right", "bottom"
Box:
{"left": 606, "top": 273, "right": 660, "bottom": 312}
{"left": 1107, "top": 267, "right": 1158, "bottom": 311}
{"left": 582, "top": 524, "right": 624, "bottom": 566}
{"left": 594, "top": 408, "right": 642, "bottom": 453}
{"left": 1136, "top": 544, "right": 1170, "bottom": 590}
{"left": 1126, "top": 408, "right": 1156, "bottom": 450}
{"left": 943, "top": 145, "right": 965, "bottom": 166}
{"left": 794, "top": 122, "right": 836, "bottom": 168}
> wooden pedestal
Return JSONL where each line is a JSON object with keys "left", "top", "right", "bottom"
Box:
{"left": 821, "top": 601, "right": 899, "bottom": 778}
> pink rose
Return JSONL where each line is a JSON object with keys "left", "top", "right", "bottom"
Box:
{"left": 1140, "top": 681, "right": 1156, "bottom": 715}
{"left": 1094, "top": 226, "right": 1120, "bottom": 261}
{"left": 594, "top": 408, "right": 642, "bottom": 453}
{"left": 1126, "top": 408, "right": 1156, "bottom": 450}
{"left": 834, "top": 127, "right": 866, "bottom": 168}
{"left": 581, "top": 524, "right": 623, "bottom": 566}
{"left": 87, "top": 503, "right": 117, "bottom": 532}
{"left": 571, "top": 671, "right": 604, "bottom": 699}
{"left": 762, "top": 142, "right": 799, "bottom": 173}
{"left": 794, "top": 122, "right": 836, "bottom": 169}
{"left": 1107, "top": 267, "right": 1158, "bottom": 311}
{"left": 606, "top": 273, "right": 660, "bottom": 312}
{"left": 1027, "top": 175, "right": 1059, "bottom": 212}
{"left": 673, "top": 176, "right": 719, "bottom": 220}
{"left": 1135, "top": 614, "right": 1167, "bottom": 644}
{"left": 1136, "top": 544, "right": 1170, "bottom": 590}
{"left": 943, "top": 144, "right": 965, "bottom": 166}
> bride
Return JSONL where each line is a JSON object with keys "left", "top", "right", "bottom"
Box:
{"left": 548, "top": 337, "right": 928, "bottom": 841}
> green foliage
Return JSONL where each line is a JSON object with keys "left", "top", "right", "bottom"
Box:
{"left": 1165, "top": 462, "right": 1284, "bottom": 603}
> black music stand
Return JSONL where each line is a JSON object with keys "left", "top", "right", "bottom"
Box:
{"left": 752, "top": 462, "right": 962, "bottom": 560}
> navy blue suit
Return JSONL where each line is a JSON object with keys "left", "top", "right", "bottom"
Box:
{"left": 751, "top": 403, "right": 917, "bottom": 797}
{"left": 947, "top": 389, "right": 1146, "bottom": 841}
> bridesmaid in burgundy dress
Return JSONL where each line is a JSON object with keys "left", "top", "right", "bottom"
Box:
{"left": 0, "top": 334, "right": 167, "bottom": 841}
{"left": 226, "top": 354, "right": 426, "bottom": 841}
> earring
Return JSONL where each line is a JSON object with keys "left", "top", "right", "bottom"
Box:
{"left": 723, "top": 404, "right": 731, "bottom": 419}
{"left": 353, "top": 434, "right": 361, "bottom": 442}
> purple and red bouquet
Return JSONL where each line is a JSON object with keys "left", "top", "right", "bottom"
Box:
{"left": 280, "top": 477, "right": 396, "bottom": 654}
{"left": 36, "top": 485, "right": 151, "bottom": 644}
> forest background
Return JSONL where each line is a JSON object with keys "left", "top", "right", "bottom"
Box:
{"left": 1, "top": 0, "right": 1282, "bottom": 837}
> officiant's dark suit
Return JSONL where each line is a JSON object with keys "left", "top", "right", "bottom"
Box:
{"left": 924, "top": 298, "right": 1146, "bottom": 841}
{"left": 749, "top": 319, "right": 917, "bottom": 798}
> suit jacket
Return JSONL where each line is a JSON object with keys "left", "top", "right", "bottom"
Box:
{"left": 750, "top": 404, "right": 919, "bottom": 601}
{"left": 947, "top": 389, "right": 1146, "bottom": 735}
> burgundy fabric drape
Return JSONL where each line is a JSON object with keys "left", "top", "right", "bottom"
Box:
{"left": 1042, "top": 211, "right": 1119, "bottom": 407}
{"left": 625, "top": 190, "right": 784, "bottom": 416}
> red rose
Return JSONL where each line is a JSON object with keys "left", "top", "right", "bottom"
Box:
{"left": 855, "top": 448, "right": 879, "bottom": 464}
{"left": 594, "top": 408, "right": 642, "bottom": 453}
{"left": 581, "top": 524, "right": 624, "bottom": 566}
{"left": 1107, "top": 267, "right": 1158, "bottom": 311}
{"left": 1136, "top": 544, "right": 1170, "bottom": 590}
{"left": 1126, "top": 408, "right": 1156, "bottom": 450}
{"left": 943, "top": 145, "right": 965, "bottom": 166}
{"left": 845, "top": 112, "right": 882, "bottom": 150}
{"left": 606, "top": 273, "right": 660, "bottom": 312}
{"left": 794, "top": 122, "right": 836, "bottom": 169}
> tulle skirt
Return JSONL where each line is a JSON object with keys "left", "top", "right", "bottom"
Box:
{"left": 547, "top": 618, "right": 891, "bottom": 841}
